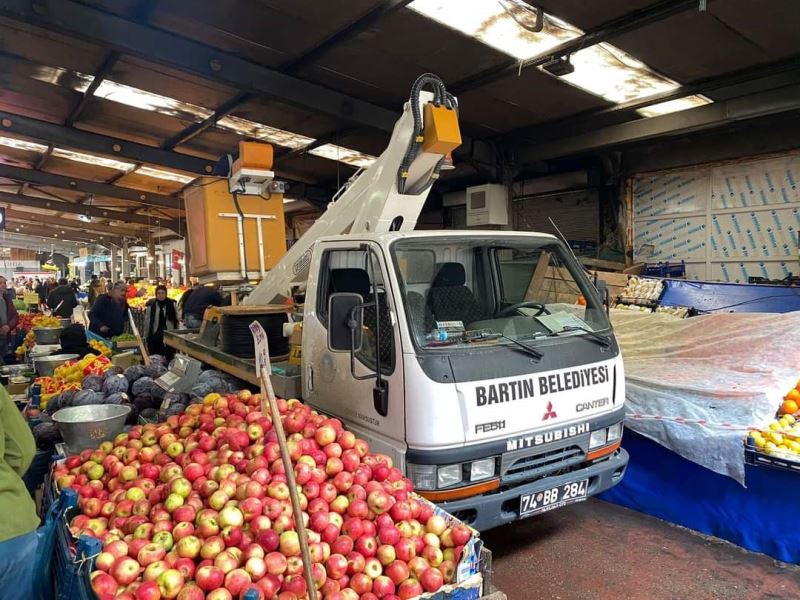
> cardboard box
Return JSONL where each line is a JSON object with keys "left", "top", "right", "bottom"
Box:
{"left": 112, "top": 351, "right": 136, "bottom": 369}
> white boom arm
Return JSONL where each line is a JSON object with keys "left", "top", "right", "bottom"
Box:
{"left": 245, "top": 86, "right": 455, "bottom": 305}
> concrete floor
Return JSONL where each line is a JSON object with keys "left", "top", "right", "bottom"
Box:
{"left": 482, "top": 499, "right": 800, "bottom": 600}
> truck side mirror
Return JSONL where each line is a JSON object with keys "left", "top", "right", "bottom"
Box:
{"left": 328, "top": 293, "right": 364, "bottom": 352}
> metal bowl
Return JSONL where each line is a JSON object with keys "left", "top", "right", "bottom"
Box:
{"left": 33, "top": 327, "right": 63, "bottom": 345}
{"left": 33, "top": 353, "right": 79, "bottom": 376}
{"left": 52, "top": 404, "right": 132, "bottom": 452}
{"left": 0, "top": 364, "right": 30, "bottom": 376}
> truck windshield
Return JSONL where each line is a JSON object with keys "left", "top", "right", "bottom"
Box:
{"left": 391, "top": 236, "right": 610, "bottom": 350}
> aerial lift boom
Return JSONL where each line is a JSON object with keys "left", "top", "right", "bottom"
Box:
{"left": 244, "top": 74, "right": 461, "bottom": 305}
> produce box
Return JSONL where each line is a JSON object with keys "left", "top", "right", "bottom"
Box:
{"left": 50, "top": 393, "right": 494, "bottom": 600}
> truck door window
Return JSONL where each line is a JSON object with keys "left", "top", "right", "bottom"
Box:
{"left": 318, "top": 248, "right": 395, "bottom": 374}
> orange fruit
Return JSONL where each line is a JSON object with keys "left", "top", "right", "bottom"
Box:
{"left": 780, "top": 399, "right": 799, "bottom": 415}
{"left": 786, "top": 388, "right": 800, "bottom": 404}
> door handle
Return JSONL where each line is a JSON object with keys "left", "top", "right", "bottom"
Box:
{"left": 307, "top": 365, "right": 314, "bottom": 391}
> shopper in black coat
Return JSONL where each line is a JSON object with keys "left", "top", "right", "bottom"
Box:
{"left": 47, "top": 278, "right": 78, "bottom": 318}
{"left": 143, "top": 285, "right": 178, "bottom": 359}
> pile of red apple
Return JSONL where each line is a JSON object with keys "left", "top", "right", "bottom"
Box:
{"left": 53, "top": 391, "right": 474, "bottom": 600}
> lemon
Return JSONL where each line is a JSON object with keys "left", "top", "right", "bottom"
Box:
{"left": 769, "top": 432, "right": 784, "bottom": 445}
{"left": 753, "top": 436, "right": 767, "bottom": 448}
{"left": 786, "top": 415, "right": 797, "bottom": 425}
{"left": 769, "top": 421, "right": 780, "bottom": 431}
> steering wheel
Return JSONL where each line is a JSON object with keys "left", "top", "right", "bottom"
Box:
{"left": 496, "top": 301, "right": 549, "bottom": 318}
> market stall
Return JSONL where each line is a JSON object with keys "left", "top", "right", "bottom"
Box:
{"left": 36, "top": 378, "right": 499, "bottom": 599}
{"left": 597, "top": 276, "right": 800, "bottom": 563}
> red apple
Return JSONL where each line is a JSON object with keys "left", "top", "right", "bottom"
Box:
{"left": 372, "top": 575, "right": 396, "bottom": 598}
{"left": 156, "top": 568, "right": 185, "bottom": 599}
{"left": 350, "top": 572, "right": 373, "bottom": 595}
{"left": 223, "top": 568, "right": 252, "bottom": 598}
{"left": 264, "top": 551, "right": 288, "bottom": 576}
{"left": 325, "top": 553, "right": 348, "bottom": 580}
{"left": 397, "top": 578, "right": 423, "bottom": 599}
{"left": 195, "top": 565, "right": 224, "bottom": 592}
{"left": 91, "top": 572, "right": 118, "bottom": 597}
{"left": 111, "top": 556, "right": 141, "bottom": 586}
{"left": 134, "top": 579, "right": 162, "bottom": 600}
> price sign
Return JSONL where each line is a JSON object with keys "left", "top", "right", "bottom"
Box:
{"left": 249, "top": 321, "right": 272, "bottom": 376}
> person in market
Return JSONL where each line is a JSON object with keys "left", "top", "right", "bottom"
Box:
{"left": 53, "top": 324, "right": 93, "bottom": 357}
{"left": 87, "top": 275, "right": 103, "bottom": 307}
{"left": 89, "top": 281, "right": 129, "bottom": 338}
{"left": 143, "top": 284, "right": 178, "bottom": 360}
{"left": 0, "top": 277, "right": 19, "bottom": 366}
{"left": 46, "top": 278, "right": 78, "bottom": 319}
{"left": 0, "top": 384, "right": 41, "bottom": 598}
{"left": 181, "top": 281, "right": 222, "bottom": 329}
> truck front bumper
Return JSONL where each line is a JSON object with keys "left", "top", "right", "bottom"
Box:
{"left": 437, "top": 448, "right": 629, "bottom": 531}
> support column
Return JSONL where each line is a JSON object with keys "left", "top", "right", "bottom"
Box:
{"left": 110, "top": 245, "right": 118, "bottom": 282}
{"left": 183, "top": 237, "right": 191, "bottom": 286}
{"left": 121, "top": 241, "right": 129, "bottom": 279}
{"left": 148, "top": 239, "right": 156, "bottom": 280}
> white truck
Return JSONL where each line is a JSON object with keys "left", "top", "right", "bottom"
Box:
{"left": 236, "top": 75, "right": 628, "bottom": 529}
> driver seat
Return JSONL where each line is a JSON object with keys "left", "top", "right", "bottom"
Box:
{"left": 427, "top": 262, "right": 486, "bottom": 325}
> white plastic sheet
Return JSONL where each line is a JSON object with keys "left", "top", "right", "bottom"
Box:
{"left": 610, "top": 309, "right": 800, "bottom": 484}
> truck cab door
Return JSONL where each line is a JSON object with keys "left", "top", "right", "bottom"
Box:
{"left": 302, "top": 241, "right": 406, "bottom": 465}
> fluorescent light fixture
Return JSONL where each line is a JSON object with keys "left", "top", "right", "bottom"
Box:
{"left": 51, "top": 147, "right": 136, "bottom": 171}
{"left": 135, "top": 166, "right": 195, "bottom": 184}
{"left": 408, "top": 0, "right": 580, "bottom": 60}
{"left": 93, "top": 80, "right": 212, "bottom": 122}
{"left": 218, "top": 115, "right": 315, "bottom": 150}
{"left": 558, "top": 43, "right": 679, "bottom": 104}
{"left": 29, "top": 64, "right": 376, "bottom": 170}
{"left": 309, "top": 144, "right": 376, "bottom": 168}
{"left": 0, "top": 136, "right": 48, "bottom": 153}
{"left": 637, "top": 94, "right": 713, "bottom": 117}
{"left": 410, "top": 1, "right": 690, "bottom": 106}
{"left": 282, "top": 198, "right": 297, "bottom": 204}
{"left": 79, "top": 214, "right": 92, "bottom": 223}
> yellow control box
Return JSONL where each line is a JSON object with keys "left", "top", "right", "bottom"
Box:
{"left": 422, "top": 103, "right": 462, "bottom": 155}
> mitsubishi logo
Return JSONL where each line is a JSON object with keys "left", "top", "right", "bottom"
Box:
{"left": 542, "top": 401, "right": 557, "bottom": 421}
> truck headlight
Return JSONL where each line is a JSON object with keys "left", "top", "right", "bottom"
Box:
{"left": 589, "top": 429, "right": 607, "bottom": 449}
{"left": 469, "top": 458, "right": 495, "bottom": 482}
{"left": 607, "top": 423, "right": 622, "bottom": 442}
{"left": 407, "top": 464, "right": 436, "bottom": 490}
{"left": 437, "top": 464, "right": 462, "bottom": 488}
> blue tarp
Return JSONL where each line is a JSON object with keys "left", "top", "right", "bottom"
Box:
{"left": 599, "top": 431, "right": 799, "bottom": 564}
{"left": 659, "top": 278, "right": 800, "bottom": 313}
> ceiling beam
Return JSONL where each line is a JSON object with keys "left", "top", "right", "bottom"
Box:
{"left": 162, "top": 91, "right": 255, "bottom": 150}
{"left": 514, "top": 84, "right": 800, "bottom": 162}
{"left": 0, "top": 0, "right": 398, "bottom": 133}
{"left": 0, "top": 191, "right": 180, "bottom": 231}
{"left": 450, "top": 0, "right": 699, "bottom": 95}
{"left": 4, "top": 208, "right": 143, "bottom": 238}
{"left": 281, "top": 0, "right": 415, "bottom": 73}
{"left": 0, "top": 162, "right": 180, "bottom": 209}
{"left": 65, "top": 51, "right": 121, "bottom": 127}
{"left": 0, "top": 110, "right": 333, "bottom": 203}
{"left": 0, "top": 109, "right": 214, "bottom": 174}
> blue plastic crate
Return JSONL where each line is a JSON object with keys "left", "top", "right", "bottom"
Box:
{"left": 642, "top": 261, "right": 686, "bottom": 278}
{"left": 54, "top": 501, "right": 102, "bottom": 600}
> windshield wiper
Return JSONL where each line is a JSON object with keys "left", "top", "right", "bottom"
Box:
{"left": 499, "top": 334, "right": 543, "bottom": 360}
{"left": 548, "top": 325, "right": 611, "bottom": 348}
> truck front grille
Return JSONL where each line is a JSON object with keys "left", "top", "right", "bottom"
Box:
{"left": 501, "top": 445, "right": 585, "bottom": 485}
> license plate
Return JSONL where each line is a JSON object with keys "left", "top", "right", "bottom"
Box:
{"left": 519, "top": 479, "right": 588, "bottom": 517}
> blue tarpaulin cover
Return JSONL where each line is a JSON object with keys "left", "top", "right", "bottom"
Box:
{"left": 600, "top": 431, "right": 799, "bottom": 564}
